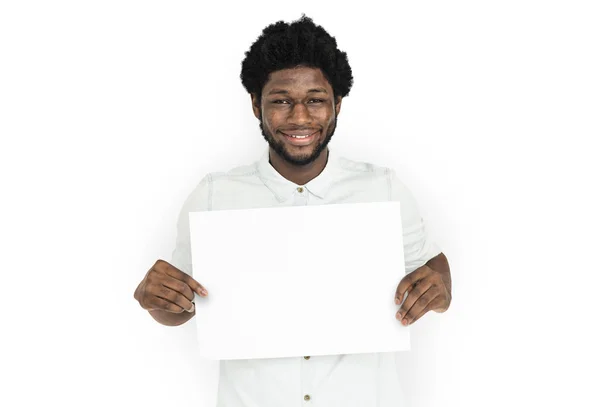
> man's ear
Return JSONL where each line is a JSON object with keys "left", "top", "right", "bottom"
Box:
{"left": 251, "top": 94, "right": 261, "bottom": 120}
{"left": 334, "top": 96, "right": 342, "bottom": 116}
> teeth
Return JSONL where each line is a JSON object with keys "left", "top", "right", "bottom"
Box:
{"left": 290, "top": 134, "right": 310, "bottom": 139}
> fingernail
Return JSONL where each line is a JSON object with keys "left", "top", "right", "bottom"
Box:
{"left": 402, "top": 319, "right": 408, "bottom": 326}
{"left": 396, "top": 312, "right": 401, "bottom": 320}
{"left": 395, "top": 297, "right": 400, "bottom": 305}
{"left": 201, "top": 288, "right": 208, "bottom": 296}
{"left": 188, "top": 303, "right": 195, "bottom": 313}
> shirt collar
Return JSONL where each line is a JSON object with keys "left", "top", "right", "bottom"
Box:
{"left": 256, "top": 147, "right": 339, "bottom": 202}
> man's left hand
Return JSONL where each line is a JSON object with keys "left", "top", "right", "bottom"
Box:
{"left": 394, "top": 254, "right": 452, "bottom": 326}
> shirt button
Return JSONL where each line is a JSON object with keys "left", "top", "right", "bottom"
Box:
{"left": 304, "top": 356, "right": 310, "bottom": 360}
{"left": 297, "top": 187, "right": 304, "bottom": 193}
{"left": 304, "top": 395, "right": 311, "bottom": 401}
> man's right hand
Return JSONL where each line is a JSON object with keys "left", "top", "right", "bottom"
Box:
{"left": 134, "top": 260, "right": 208, "bottom": 324}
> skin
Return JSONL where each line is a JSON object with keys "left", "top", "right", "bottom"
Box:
{"left": 134, "top": 66, "right": 452, "bottom": 327}
{"left": 396, "top": 252, "right": 452, "bottom": 325}
{"left": 253, "top": 66, "right": 342, "bottom": 185}
{"left": 134, "top": 260, "right": 207, "bottom": 326}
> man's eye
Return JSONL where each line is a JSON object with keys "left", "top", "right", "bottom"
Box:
{"left": 308, "top": 99, "right": 324, "bottom": 104}
{"left": 273, "top": 100, "right": 289, "bottom": 104}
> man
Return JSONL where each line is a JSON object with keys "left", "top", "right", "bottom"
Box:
{"left": 134, "top": 15, "right": 452, "bottom": 406}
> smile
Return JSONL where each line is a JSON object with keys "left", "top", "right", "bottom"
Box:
{"left": 279, "top": 130, "right": 320, "bottom": 145}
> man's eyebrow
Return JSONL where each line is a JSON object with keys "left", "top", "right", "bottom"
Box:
{"left": 267, "top": 89, "right": 289, "bottom": 95}
{"left": 266, "top": 88, "right": 329, "bottom": 96}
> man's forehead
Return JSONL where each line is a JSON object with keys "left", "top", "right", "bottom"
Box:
{"left": 264, "top": 67, "right": 332, "bottom": 92}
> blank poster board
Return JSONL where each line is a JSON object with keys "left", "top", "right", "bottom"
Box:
{"left": 189, "top": 202, "right": 410, "bottom": 360}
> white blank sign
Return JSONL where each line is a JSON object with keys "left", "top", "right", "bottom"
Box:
{"left": 189, "top": 202, "right": 409, "bottom": 360}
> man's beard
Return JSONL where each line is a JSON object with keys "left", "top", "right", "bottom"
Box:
{"left": 259, "top": 115, "right": 337, "bottom": 166}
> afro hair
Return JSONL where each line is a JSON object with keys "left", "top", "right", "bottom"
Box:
{"left": 240, "top": 15, "right": 353, "bottom": 103}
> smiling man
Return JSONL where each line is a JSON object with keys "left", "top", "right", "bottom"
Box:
{"left": 256, "top": 67, "right": 338, "bottom": 181}
{"left": 134, "top": 15, "right": 451, "bottom": 407}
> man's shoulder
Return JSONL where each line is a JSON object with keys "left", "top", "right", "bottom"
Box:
{"left": 191, "top": 159, "right": 262, "bottom": 193}
{"left": 335, "top": 154, "right": 393, "bottom": 179}
{"left": 181, "top": 159, "right": 262, "bottom": 210}
{"left": 202, "top": 160, "right": 261, "bottom": 183}
{"left": 333, "top": 154, "right": 412, "bottom": 199}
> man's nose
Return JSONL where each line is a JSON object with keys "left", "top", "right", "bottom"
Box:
{"left": 288, "top": 103, "right": 311, "bottom": 125}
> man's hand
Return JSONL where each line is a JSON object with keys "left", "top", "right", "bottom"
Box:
{"left": 394, "top": 253, "right": 452, "bottom": 326}
{"left": 134, "top": 259, "right": 208, "bottom": 317}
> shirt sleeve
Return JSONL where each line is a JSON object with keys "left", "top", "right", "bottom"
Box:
{"left": 170, "top": 174, "right": 212, "bottom": 277}
{"left": 389, "top": 169, "right": 442, "bottom": 274}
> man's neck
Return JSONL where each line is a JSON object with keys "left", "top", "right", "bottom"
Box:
{"left": 269, "top": 148, "right": 329, "bottom": 186}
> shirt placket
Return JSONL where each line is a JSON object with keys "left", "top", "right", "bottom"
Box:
{"left": 293, "top": 186, "right": 309, "bottom": 206}
{"left": 294, "top": 185, "right": 313, "bottom": 405}
{"left": 301, "top": 355, "right": 315, "bottom": 405}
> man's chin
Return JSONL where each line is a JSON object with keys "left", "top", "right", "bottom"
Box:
{"left": 276, "top": 147, "right": 319, "bottom": 166}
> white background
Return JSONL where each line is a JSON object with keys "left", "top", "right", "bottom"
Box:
{"left": 1, "top": 1, "right": 599, "bottom": 406}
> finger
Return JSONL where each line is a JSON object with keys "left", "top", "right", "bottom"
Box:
{"left": 406, "top": 304, "right": 430, "bottom": 326}
{"left": 150, "top": 284, "right": 195, "bottom": 313}
{"left": 394, "top": 274, "right": 417, "bottom": 305}
{"left": 148, "top": 296, "right": 186, "bottom": 314}
{"left": 400, "top": 286, "right": 438, "bottom": 326}
{"left": 161, "top": 274, "right": 195, "bottom": 302}
{"left": 155, "top": 260, "right": 208, "bottom": 297}
{"left": 395, "top": 266, "right": 429, "bottom": 304}
{"left": 397, "top": 278, "right": 433, "bottom": 321}
{"left": 409, "top": 296, "right": 447, "bottom": 324}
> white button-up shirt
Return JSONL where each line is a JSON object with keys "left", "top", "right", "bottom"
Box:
{"left": 171, "top": 147, "right": 441, "bottom": 407}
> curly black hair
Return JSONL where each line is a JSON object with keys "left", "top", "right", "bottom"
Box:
{"left": 240, "top": 15, "right": 353, "bottom": 104}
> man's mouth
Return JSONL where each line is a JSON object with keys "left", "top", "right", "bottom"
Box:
{"left": 279, "top": 129, "right": 320, "bottom": 146}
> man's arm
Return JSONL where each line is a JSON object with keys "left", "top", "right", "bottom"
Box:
{"left": 140, "top": 176, "right": 212, "bottom": 326}
{"left": 388, "top": 169, "right": 451, "bottom": 324}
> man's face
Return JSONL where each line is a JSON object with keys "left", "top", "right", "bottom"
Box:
{"left": 252, "top": 66, "right": 342, "bottom": 166}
